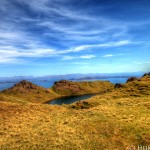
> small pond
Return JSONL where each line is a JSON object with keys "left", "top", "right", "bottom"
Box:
{"left": 46, "top": 94, "right": 95, "bottom": 105}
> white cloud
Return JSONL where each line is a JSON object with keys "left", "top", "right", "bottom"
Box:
{"left": 62, "top": 55, "right": 96, "bottom": 60}
{"left": 0, "top": 56, "right": 21, "bottom": 64}
{"left": 21, "top": 0, "right": 98, "bottom": 21}
{"left": 73, "top": 45, "right": 92, "bottom": 52}
{"left": 0, "top": 40, "right": 133, "bottom": 64}
{"left": 70, "top": 40, "right": 131, "bottom": 52}
{"left": 0, "top": 48, "right": 57, "bottom": 58}
{"left": 80, "top": 55, "right": 95, "bottom": 59}
{"left": 102, "top": 54, "right": 114, "bottom": 57}
{"left": 0, "top": 0, "right": 146, "bottom": 65}
{"left": 62, "top": 56, "right": 75, "bottom": 60}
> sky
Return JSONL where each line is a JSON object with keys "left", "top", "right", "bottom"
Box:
{"left": 0, "top": 0, "right": 150, "bottom": 77}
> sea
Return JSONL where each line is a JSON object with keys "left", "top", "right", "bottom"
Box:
{"left": 0, "top": 77, "right": 129, "bottom": 91}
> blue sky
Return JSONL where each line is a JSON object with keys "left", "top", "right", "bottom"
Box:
{"left": 0, "top": 0, "right": 150, "bottom": 76}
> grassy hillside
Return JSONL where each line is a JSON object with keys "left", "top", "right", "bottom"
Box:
{"left": 51, "top": 80, "right": 114, "bottom": 96}
{"left": 0, "top": 80, "right": 113, "bottom": 103}
{"left": 101, "top": 75, "right": 150, "bottom": 99}
{"left": 0, "top": 75, "right": 150, "bottom": 149}
{"left": 0, "top": 80, "right": 59, "bottom": 103}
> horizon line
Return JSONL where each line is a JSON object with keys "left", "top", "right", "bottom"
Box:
{"left": 0, "top": 71, "right": 146, "bottom": 78}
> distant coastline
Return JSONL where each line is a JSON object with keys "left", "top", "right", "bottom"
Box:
{"left": 0, "top": 72, "right": 144, "bottom": 91}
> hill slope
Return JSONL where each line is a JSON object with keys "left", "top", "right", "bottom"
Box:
{"left": 52, "top": 80, "right": 114, "bottom": 96}
{"left": 0, "top": 80, "right": 114, "bottom": 103}
{"left": 1, "top": 80, "right": 59, "bottom": 103}
{"left": 99, "top": 75, "right": 150, "bottom": 99}
{"left": 0, "top": 75, "right": 149, "bottom": 149}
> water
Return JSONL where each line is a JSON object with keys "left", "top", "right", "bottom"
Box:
{"left": 77, "top": 77, "right": 128, "bottom": 84}
{"left": 0, "top": 77, "right": 128, "bottom": 91}
{"left": 46, "top": 94, "right": 95, "bottom": 105}
{"left": 45, "top": 77, "right": 128, "bottom": 105}
{"left": 0, "top": 82, "right": 15, "bottom": 91}
{"left": 0, "top": 80, "right": 54, "bottom": 91}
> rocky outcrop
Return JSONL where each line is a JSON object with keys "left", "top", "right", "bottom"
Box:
{"left": 3, "top": 80, "right": 39, "bottom": 93}
{"left": 126, "top": 77, "right": 138, "bottom": 83}
{"left": 114, "top": 83, "right": 124, "bottom": 89}
{"left": 143, "top": 72, "right": 150, "bottom": 77}
{"left": 71, "top": 101, "right": 91, "bottom": 109}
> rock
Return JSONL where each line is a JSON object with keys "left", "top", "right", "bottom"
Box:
{"left": 3, "top": 80, "right": 39, "bottom": 93}
{"left": 143, "top": 72, "right": 150, "bottom": 77}
{"left": 126, "top": 77, "right": 138, "bottom": 83}
{"left": 54, "top": 80, "right": 72, "bottom": 85}
{"left": 13, "top": 80, "right": 38, "bottom": 90}
{"left": 72, "top": 101, "right": 90, "bottom": 109}
{"left": 114, "top": 83, "right": 124, "bottom": 88}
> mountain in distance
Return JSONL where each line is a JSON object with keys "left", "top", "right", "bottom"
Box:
{"left": 0, "top": 72, "right": 144, "bottom": 83}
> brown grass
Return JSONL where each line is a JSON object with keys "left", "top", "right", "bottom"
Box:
{"left": 0, "top": 75, "right": 150, "bottom": 150}
{"left": 1, "top": 80, "right": 113, "bottom": 104}
{"left": 52, "top": 80, "right": 114, "bottom": 96}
